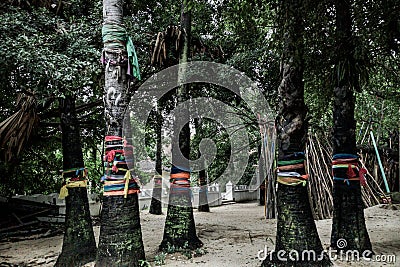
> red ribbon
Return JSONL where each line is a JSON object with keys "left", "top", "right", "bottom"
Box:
{"left": 104, "top": 149, "right": 124, "bottom": 162}
{"left": 359, "top": 168, "right": 367, "bottom": 186}
{"left": 346, "top": 164, "right": 357, "bottom": 178}
{"left": 105, "top": 136, "right": 123, "bottom": 141}
{"left": 112, "top": 165, "right": 118, "bottom": 173}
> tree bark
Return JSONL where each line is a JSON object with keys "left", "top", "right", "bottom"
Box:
{"left": 258, "top": 145, "right": 266, "bottom": 206}
{"left": 198, "top": 168, "right": 210, "bottom": 212}
{"left": 96, "top": 0, "right": 145, "bottom": 265}
{"left": 330, "top": 0, "right": 372, "bottom": 254}
{"left": 262, "top": 0, "right": 331, "bottom": 266}
{"left": 149, "top": 104, "right": 163, "bottom": 215}
{"left": 55, "top": 95, "right": 96, "bottom": 267}
{"left": 194, "top": 118, "right": 210, "bottom": 212}
{"left": 159, "top": 0, "right": 202, "bottom": 251}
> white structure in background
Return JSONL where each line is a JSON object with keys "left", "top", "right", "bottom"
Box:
{"left": 223, "top": 181, "right": 234, "bottom": 201}
{"left": 222, "top": 181, "right": 258, "bottom": 202}
{"left": 137, "top": 158, "right": 156, "bottom": 173}
{"left": 139, "top": 175, "right": 222, "bottom": 210}
{"left": 12, "top": 180, "right": 259, "bottom": 222}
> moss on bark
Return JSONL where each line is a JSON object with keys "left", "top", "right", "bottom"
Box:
{"left": 261, "top": 185, "right": 331, "bottom": 266}
{"left": 330, "top": 182, "right": 372, "bottom": 252}
{"left": 96, "top": 194, "right": 145, "bottom": 267}
{"left": 56, "top": 95, "right": 96, "bottom": 267}
{"left": 55, "top": 188, "right": 97, "bottom": 267}
{"left": 330, "top": 0, "right": 372, "bottom": 254}
{"left": 159, "top": 0, "right": 202, "bottom": 252}
{"left": 159, "top": 192, "right": 203, "bottom": 251}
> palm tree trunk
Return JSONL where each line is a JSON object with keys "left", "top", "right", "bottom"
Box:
{"left": 258, "top": 145, "right": 266, "bottom": 206}
{"left": 159, "top": 0, "right": 202, "bottom": 251}
{"left": 198, "top": 169, "right": 210, "bottom": 212}
{"left": 262, "top": 0, "right": 331, "bottom": 266}
{"left": 96, "top": 0, "right": 145, "bottom": 265}
{"left": 55, "top": 95, "right": 96, "bottom": 267}
{"left": 194, "top": 118, "right": 210, "bottom": 212}
{"left": 330, "top": 0, "right": 372, "bottom": 253}
{"left": 149, "top": 105, "right": 163, "bottom": 215}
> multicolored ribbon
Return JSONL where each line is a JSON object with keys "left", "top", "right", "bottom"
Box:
{"left": 101, "top": 24, "right": 141, "bottom": 80}
{"left": 332, "top": 153, "right": 367, "bottom": 186}
{"left": 102, "top": 136, "right": 140, "bottom": 198}
{"left": 170, "top": 166, "right": 191, "bottom": 194}
{"left": 59, "top": 167, "right": 88, "bottom": 199}
{"left": 276, "top": 152, "right": 308, "bottom": 186}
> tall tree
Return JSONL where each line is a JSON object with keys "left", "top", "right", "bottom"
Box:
{"left": 330, "top": 0, "right": 372, "bottom": 253}
{"left": 56, "top": 95, "right": 97, "bottom": 267}
{"left": 96, "top": 0, "right": 145, "bottom": 265}
{"left": 159, "top": 0, "right": 203, "bottom": 251}
{"left": 258, "top": 144, "right": 266, "bottom": 206}
{"left": 262, "top": 0, "right": 331, "bottom": 266}
{"left": 149, "top": 104, "right": 163, "bottom": 215}
{"left": 194, "top": 117, "right": 210, "bottom": 212}
{"left": 197, "top": 168, "right": 209, "bottom": 212}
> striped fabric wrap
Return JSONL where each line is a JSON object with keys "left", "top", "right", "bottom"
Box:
{"left": 331, "top": 153, "right": 367, "bottom": 186}
{"left": 276, "top": 152, "right": 309, "bottom": 186}
{"left": 102, "top": 136, "right": 140, "bottom": 198}
{"left": 169, "top": 166, "right": 191, "bottom": 194}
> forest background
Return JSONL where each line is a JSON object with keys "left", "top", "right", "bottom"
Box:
{"left": 0, "top": 0, "right": 398, "bottom": 199}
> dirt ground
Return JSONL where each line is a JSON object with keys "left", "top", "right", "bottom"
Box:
{"left": 0, "top": 202, "right": 399, "bottom": 267}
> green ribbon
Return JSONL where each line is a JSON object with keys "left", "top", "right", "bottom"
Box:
{"left": 127, "top": 37, "right": 141, "bottom": 80}
{"left": 277, "top": 159, "right": 304, "bottom": 166}
{"left": 102, "top": 24, "right": 141, "bottom": 80}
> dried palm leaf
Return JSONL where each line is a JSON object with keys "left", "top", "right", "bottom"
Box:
{"left": 176, "top": 30, "right": 181, "bottom": 51}
{"left": 0, "top": 94, "right": 39, "bottom": 162}
{"left": 150, "top": 25, "right": 182, "bottom": 66}
{"left": 162, "top": 41, "right": 166, "bottom": 62}
{"left": 151, "top": 32, "right": 162, "bottom": 65}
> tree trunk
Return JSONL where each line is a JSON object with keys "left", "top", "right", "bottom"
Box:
{"left": 262, "top": 0, "right": 331, "bottom": 266}
{"left": 194, "top": 118, "right": 210, "bottom": 212}
{"left": 96, "top": 0, "right": 145, "bottom": 265}
{"left": 258, "top": 145, "right": 266, "bottom": 206}
{"left": 149, "top": 104, "right": 163, "bottom": 215}
{"left": 55, "top": 95, "right": 96, "bottom": 267}
{"left": 159, "top": 0, "right": 202, "bottom": 251}
{"left": 330, "top": 0, "right": 372, "bottom": 254}
{"left": 198, "top": 168, "right": 210, "bottom": 212}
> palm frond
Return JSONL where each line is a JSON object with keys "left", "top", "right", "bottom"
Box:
{"left": 0, "top": 94, "right": 39, "bottom": 162}
{"left": 151, "top": 25, "right": 183, "bottom": 66}
{"left": 150, "top": 25, "right": 224, "bottom": 67}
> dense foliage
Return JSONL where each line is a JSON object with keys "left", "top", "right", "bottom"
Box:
{"left": 0, "top": 0, "right": 398, "bottom": 196}
{"left": 0, "top": 1, "right": 104, "bottom": 195}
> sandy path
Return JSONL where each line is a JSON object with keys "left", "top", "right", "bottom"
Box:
{"left": 0, "top": 202, "right": 399, "bottom": 266}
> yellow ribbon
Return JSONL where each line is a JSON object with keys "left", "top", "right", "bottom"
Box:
{"left": 124, "top": 170, "right": 131, "bottom": 198}
{"left": 59, "top": 180, "right": 87, "bottom": 199}
{"left": 277, "top": 176, "right": 307, "bottom": 187}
